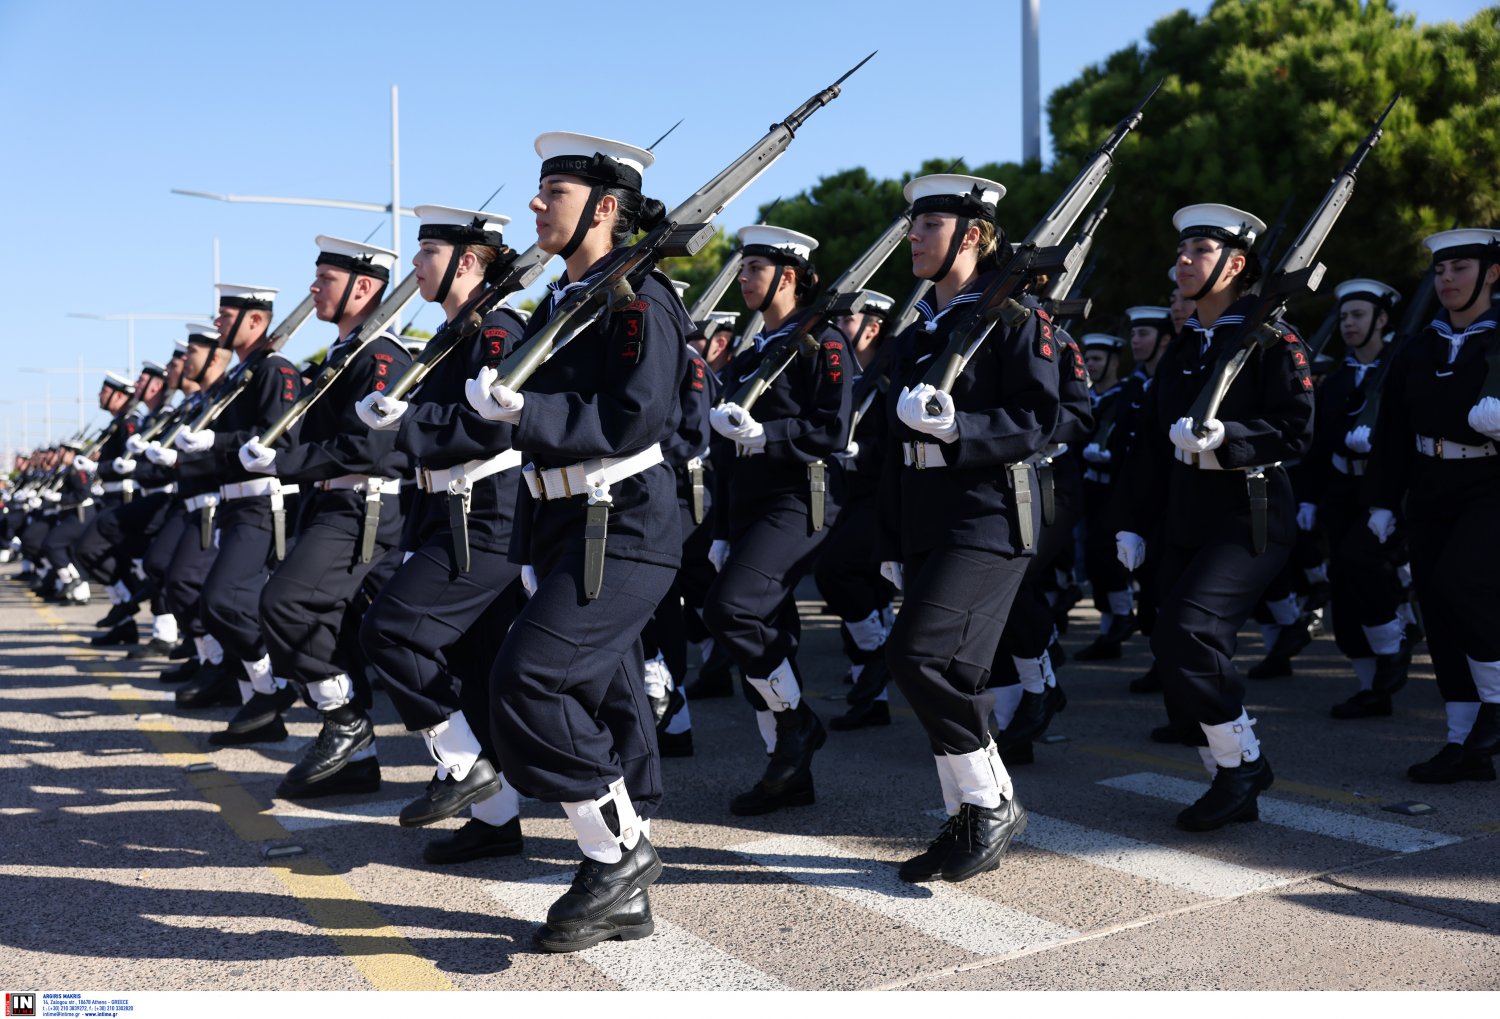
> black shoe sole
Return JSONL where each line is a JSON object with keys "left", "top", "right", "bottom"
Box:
{"left": 423, "top": 835, "right": 524, "bottom": 865}
{"left": 534, "top": 917, "right": 655, "bottom": 953}
{"left": 728, "top": 784, "right": 816, "bottom": 817}
{"left": 276, "top": 772, "right": 381, "bottom": 801}
{"left": 399, "top": 774, "right": 502, "bottom": 828}
{"left": 208, "top": 720, "right": 288, "bottom": 747}
{"left": 941, "top": 809, "right": 1029, "bottom": 882}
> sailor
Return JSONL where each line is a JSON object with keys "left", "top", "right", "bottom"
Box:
{"left": 705, "top": 223, "right": 852, "bottom": 814}
{"left": 468, "top": 132, "right": 688, "bottom": 950}
{"left": 690, "top": 310, "right": 738, "bottom": 377}
{"left": 1364, "top": 229, "right": 1500, "bottom": 783}
{"left": 815, "top": 289, "right": 899, "bottom": 730}
{"left": 240, "top": 236, "right": 411, "bottom": 798}
{"left": 354, "top": 203, "right": 532, "bottom": 862}
{"left": 1075, "top": 332, "right": 1136, "bottom": 661}
{"left": 1113, "top": 203, "right": 1314, "bottom": 829}
{"left": 1297, "top": 279, "right": 1412, "bottom": 719}
{"left": 879, "top": 173, "right": 1056, "bottom": 882}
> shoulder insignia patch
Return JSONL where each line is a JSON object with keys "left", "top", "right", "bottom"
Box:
{"left": 617, "top": 308, "right": 645, "bottom": 366}
{"left": 1036, "top": 316, "right": 1056, "bottom": 362}
{"left": 822, "top": 338, "right": 846, "bottom": 385}
{"left": 482, "top": 327, "right": 510, "bottom": 362}
{"left": 689, "top": 358, "right": 707, "bottom": 392}
{"left": 371, "top": 350, "right": 393, "bottom": 391}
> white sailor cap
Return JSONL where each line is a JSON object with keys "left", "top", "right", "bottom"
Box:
{"left": 102, "top": 371, "right": 135, "bottom": 393}
{"left": 171, "top": 341, "right": 190, "bottom": 358}
{"left": 62, "top": 438, "right": 87, "bottom": 452}
{"left": 215, "top": 283, "right": 278, "bottom": 310}
{"left": 1334, "top": 278, "right": 1400, "bottom": 307}
{"left": 315, "top": 236, "right": 397, "bottom": 281}
{"left": 903, "top": 174, "right": 1005, "bottom": 222}
{"left": 535, "top": 132, "right": 654, "bottom": 192}
{"left": 738, "top": 224, "right": 818, "bottom": 267}
{"left": 857, "top": 290, "right": 895, "bottom": 317}
{"left": 184, "top": 323, "right": 221, "bottom": 346}
{"left": 1423, "top": 229, "right": 1500, "bottom": 263}
{"left": 1173, "top": 203, "right": 1265, "bottom": 248}
{"left": 706, "top": 311, "right": 739, "bottom": 331}
{"left": 669, "top": 279, "right": 691, "bottom": 300}
{"left": 414, "top": 204, "right": 510, "bottom": 246}
{"left": 1126, "top": 306, "right": 1173, "bottom": 326}
{"left": 1081, "top": 333, "right": 1125, "bottom": 352}
{"left": 138, "top": 360, "right": 168, "bottom": 379}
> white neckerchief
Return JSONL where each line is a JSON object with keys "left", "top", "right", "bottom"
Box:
{"left": 546, "top": 270, "right": 605, "bottom": 312}
{"left": 1430, "top": 317, "right": 1497, "bottom": 365}
{"left": 1344, "top": 354, "right": 1380, "bottom": 387}
{"left": 1185, "top": 313, "right": 1246, "bottom": 357}
{"left": 916, "top": 289, "right": 983, "bottom": 333}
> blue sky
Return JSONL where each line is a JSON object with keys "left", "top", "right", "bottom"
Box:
{"left": 0, "top": 0, "right": 1489, "bottom": 446}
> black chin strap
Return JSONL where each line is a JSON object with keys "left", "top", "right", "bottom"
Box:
{"left": 331, "top": 273, "right": 361, "bottom": 327}
{"left": 434, "top": 244, "right": 468, "bottom": 305}
{"left": 219, "top": 308, "right": 246, "bottom": 351}
{"left": 1185, "top": 246, "right": 1234, "bottom": 302}
{"left": 559, "top": 184, "right": 604, "bottom": 261}
{"left": 1456, "top": 260, "right": 1492, "bottom": 313}
{"left": 755, "top": 264, "right": 791, "bottom": 314}
{"left": 924, "top": 217, "right": 971, "bottom": 283}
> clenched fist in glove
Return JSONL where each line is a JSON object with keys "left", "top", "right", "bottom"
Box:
{"left": 356, "top": 390, "right": 408, "bottom": 431}
{"left": 709, "top": 403, "right": 766, "bottom": 455}
{"left": 1116, "top": 531, "right": 1147, "bottom": 571}
{"left": 175, "top": 429, "right": 215, "bottom": 453}
{"left": 896, "top": 384, "right": 958, "bottom": 443}
{"left": 239, "top": 437, "right": 276, "bottom": 474}
{"left": 465, "top": 366, "right": 524, "bottom": 423}
{"left": 1467, "top": 396, "right": 1500, "bottom": 441}
{"left": 1169, "top": 416, "right": 1224, "bottom": 454}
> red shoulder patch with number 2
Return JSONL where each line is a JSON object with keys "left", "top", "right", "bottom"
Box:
{"left": 822, "top": 338, "right": 846, "bottom": 384}
{"left": 1035, "top": 312, "right": 1056, "bottom": 362}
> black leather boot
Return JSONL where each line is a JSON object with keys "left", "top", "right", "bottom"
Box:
{"left": 1408, "top": 742, "right": 1496, "bottom": 784}
{"left": 1462, "top": 703, "right": 1500, "bottom": 757}
{"left": 399, "top": 759, "right": 501, "bottom": 828}
{"left": 1268, "top": 617, "right": 1313, "bottom": 660}
{"left": 536, "top": 887, "right": 655, "bottom": 953}
{"left": 654, "top": 690, "right": 694, "bottom": 757}
{"left": 729, "top": 703, "right": 825, "bottom": 816}
{"left": 174, "top": 662, "right": 241, "bottom": 709}
{"left": 276, "top": 755, "right": 382, "bottom": 800}
{"left": 1001, "top": 683, "right": 1066, "bottom": 745}
{"left": 900, "top": 812, "right": 964, "bottom": 883}
{"left": 423, "top": 816, "right": 523, "bottom": 865}
{"left": 1330, "top": 689, "right": 1392, "bottom": 720}
{"left": 207, "top": 715, "right": 288, "bottom": 747}
{"left": 545, "top": 833, "right": 662, "bottom": 932}
{"left": 939, "top": 799, "right": 1029, "bottom": 882}
{"left": 96, "top": 602, "right": 134, "bottom": 629}
{"left": 281, "top": 704, "right": 374, "bottom": 788}
{"left": 222, "top": 684, "right": 299, "bottom": 734}
{"left": 1176, "top": 755, "right": 1274, "bottom": 831}
{"left": 127, "top": 637, "right": 181, "bottom": 659}
{"left": 685, "top": 644, "right": 736, "bottom": 699}
{"left": 159, "top": 658, "right": 201, "bottom": 684}
{"left": 91, "top": 618, "right": 139, "bottom": 647}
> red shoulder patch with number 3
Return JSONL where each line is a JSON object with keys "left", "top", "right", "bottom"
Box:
{"left": 617, "top": 306, "right": 646, "bottom": 365}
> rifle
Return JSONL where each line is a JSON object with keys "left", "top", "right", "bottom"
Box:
{"left": 260, "top": 272, "right": 424, "bottom": 444}
{"left": 1186, "top": 93, "right": 1400, "bottom": 437}
{"left": 732, "top": 310, "right": 764, "bottom": 356}
{"left": 890, "top": 280, "right": 933, "bottom": 337}
{"left": 156, "top": 292, "right": 319, "bottom": 446}
{"left": 1252, "top": 193, "right": 1297, "bottom": 289}
{"left": 724, "top": 203, "right": 914, "bottom": 418}
{"left": 1040, "top": 185, "right": 1113, "bottom": 325}
{"left": 1350, "top": 266, "right": 1438, "bottom": 430}
{"left": 921, "top": 80, "right": 1161, "bottom": 410}
{"left": 483, "top": 53, "right": 875, "bottom": 400}
{"left": 688, "top": 250, "right": 743, "bottom": 328}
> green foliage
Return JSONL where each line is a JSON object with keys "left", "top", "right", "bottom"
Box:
{"left": 399, "top": 326, "right": 433, "bottom": 340}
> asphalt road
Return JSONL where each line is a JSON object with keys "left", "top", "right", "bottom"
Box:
{"left": 2, "top": 565, "right": 1496, "bottom": 992}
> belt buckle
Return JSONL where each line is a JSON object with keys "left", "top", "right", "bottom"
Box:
{"left": 418, "top": 466, "right": 432, "bottom": 492}
{"left": 1434, "top": 437, "right": 1444, "bottom": 458}
{"left": 914, "top": 443, "right": 927, "bottom": 470}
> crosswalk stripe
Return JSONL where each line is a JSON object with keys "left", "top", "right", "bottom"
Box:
{"left": 1020, "top": 812, "right": 1291, "bottom": 897}
{"left": 486, "top": 873, "right": 788, "bottom": 991}
{"left": 728, "top": 833, "right": 1077, "bottom": 956}
{"left": 1099, "top": 772, "right": 1463, "bottom": 854}
{"left": 271, "top": 799, "right": 412, "bottom": 832}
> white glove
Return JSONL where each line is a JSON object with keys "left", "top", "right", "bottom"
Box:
{"left": 1082, "top": 441, "right": 1112, "bottom": 465}
{"left": 238, "top": 437, "right": 276, "bottom": 474}
{"left": 465, "top": 366, "right": 524, "bottom": 423}
{"left": 145, "top": 443, "right": 177, "bottom": 468}
{"left": 1344, "top": 424, "right": 1373, "bottom": 454}
{"left": 843, "top": 438, "right": 860, "bottom": 459}
{"left": 709, "top": 403, "right": 767, "bottom": 454}
{"left": 520, "top": 564, "right": 538, "bottom": 598}
{"left": 356, "top": 390, "right": 408, "bottom": 431}
{"left": 708, "top": 539, "right": 730, "bottom": 573}
{"left": 1467, "top": 395, "right": 1500, "bottom": 441}
{"left": 125, "top": 433, "right": 149, "bottom": 456}
{"left": 174, "top": 429, "right": 215, "bottom": 453}
{"left": 1296, "top": 502, "right": 1317, "bottom": 531}
{"left": 1368, "top": 508, "right": 1395, "bottom": 545}
{"left": 42, "top": 490, "right": 62, "bottom": 504}
{"left": 112, "top": 457, "right": 136, "bottom": 475}
{"left": 1169, "top": 416, "right": 1225, "bottom": 454}
{"left": 896, "top": 384, "right": 959, "bottom": 443}
{"left": 1116, "top": 531, "right": 1147, "bottom": 572}
{"left": 880, "top": 560, "right": 903, "bottom": 591}
{"left": 75, "top": 457, "right": 98, "bottom": 474}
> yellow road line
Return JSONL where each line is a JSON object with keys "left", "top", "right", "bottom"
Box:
{"left": 32, "top": 602, "right": 453, "bottom": 991}
{"left": 1081, "top": 743, "right": 1371, "bottom": 805}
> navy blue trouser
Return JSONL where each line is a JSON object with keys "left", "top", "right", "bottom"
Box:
{"left": 201, "top": 498, "right": 274, "bottom": 662}
{"left": 161, "top": 508, "right": 216, "bottom": 641}
{"left": 491, "top": 548, "right": 673, "bottom": 814}
{"left": 362, "top": 535, "right": 524, "bottom": 735}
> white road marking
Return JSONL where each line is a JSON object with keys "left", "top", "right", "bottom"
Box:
{"left": 728, "top": 833, "right": 1077, "bottom": 956}
{"left": 486, "top": 872, "right": 788, "bottom": 991}
{"left": 270, "top": 798, "right": 410, "bottom": 831}
{"left": 1099, "top": 772, "right": 1463, "bottom": 854}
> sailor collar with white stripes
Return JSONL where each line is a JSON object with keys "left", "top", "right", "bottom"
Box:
{"left": 1182, "top": 312, "right": 1248, "bottom": 355}
{"left": 915, "top": 286, "right": 985, "bottom": 333}
{"left": 1429, "top": 310, "right": 1499, "bottom": 366}
{"left": 546, "top": 269, "right": 607, "bottom": 311}
{"left": 751, "top": 318, "right": 799, "bottom": 353}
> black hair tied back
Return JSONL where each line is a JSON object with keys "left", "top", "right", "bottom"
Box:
{"left": 483, "top": 244, "right": 517, "bottom": 286}
{"left": 605, "top": 187, "right": 668, "bottom": 244}
{"left": 794, "top": 263, "right": 820, "bottom": 306}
